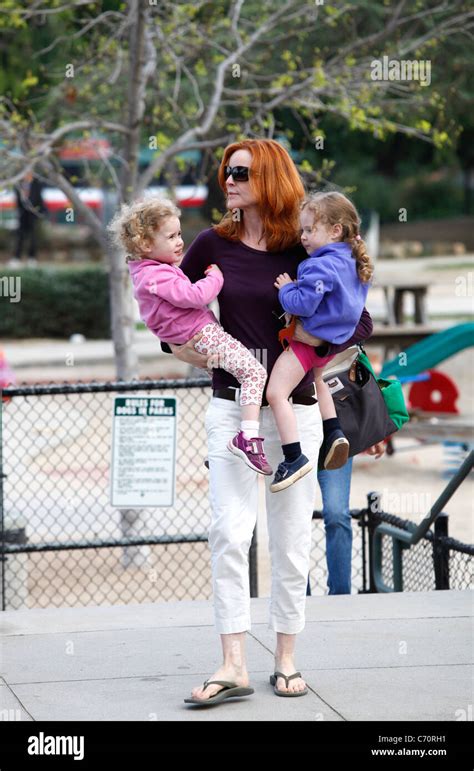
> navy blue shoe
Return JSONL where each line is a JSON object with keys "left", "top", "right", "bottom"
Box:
{"left": 318, "top": 429, "right": 349, "bottom": 471}
{"left": 270, "top": 454, "right": 314, "bottom": 493}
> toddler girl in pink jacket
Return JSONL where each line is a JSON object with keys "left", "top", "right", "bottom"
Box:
{"left": 108, "top": 197, "right": 272, "bottom": 475}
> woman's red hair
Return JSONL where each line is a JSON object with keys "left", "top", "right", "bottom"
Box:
{"left": 213, "top": 138, "right": 305, "bottom": 252}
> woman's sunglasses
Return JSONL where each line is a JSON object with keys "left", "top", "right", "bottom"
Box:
{"left": 224, "top": 165, "right": 250, "bottom": 182}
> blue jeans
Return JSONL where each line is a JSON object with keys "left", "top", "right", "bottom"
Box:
{"left": 307, "top": 458, "right": 353, "bottom": 595}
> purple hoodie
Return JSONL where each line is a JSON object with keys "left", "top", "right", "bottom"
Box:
{"left": 278, "top": 242, "right": 370, "bottom": 344}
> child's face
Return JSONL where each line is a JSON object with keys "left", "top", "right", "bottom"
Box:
{"left": 300, "top": 209, "right": 337, "bottom": 254}
{"left": 142, "top": 216, "right": 184, "bottom": 265}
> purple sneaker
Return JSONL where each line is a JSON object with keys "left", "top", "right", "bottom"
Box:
{"left": 227, "top": 431, "right": 273, "bottom": 475}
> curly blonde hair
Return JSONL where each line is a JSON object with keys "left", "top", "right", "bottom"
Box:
{"left": 301, "top": 192, "right": 373, "bottom": 283}
{"left": 107, "top": 197, "right": 181, "bottom": 261}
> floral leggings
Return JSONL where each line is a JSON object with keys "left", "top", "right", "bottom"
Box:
{"left": 193, "top": 322, "right": 267, "bottom": 406}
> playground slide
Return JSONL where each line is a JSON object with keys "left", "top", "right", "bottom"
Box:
{"left": 380, "top": 322, "right": 474, "bottom": 380}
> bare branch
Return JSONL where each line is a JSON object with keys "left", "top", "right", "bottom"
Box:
{"left": 33, "top": 10, "right": 124, "bottom": 58}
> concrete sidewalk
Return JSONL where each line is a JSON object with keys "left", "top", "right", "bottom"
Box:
{"left": 0, "top": 590, "right": 472, "bottom": 722}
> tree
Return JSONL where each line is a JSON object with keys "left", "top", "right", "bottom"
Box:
{"left": 1, "top": 0, "right": 473, "bottom": 378}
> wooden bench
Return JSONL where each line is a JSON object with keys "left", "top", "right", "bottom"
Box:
{"left": 375, "top": 278, "right": 430, "bottom": 325}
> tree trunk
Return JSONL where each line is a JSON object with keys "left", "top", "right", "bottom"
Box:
{"left": 109, "top": 0, "right": 152, "bottom": 381}
{"left": 106, "top": 241, "right": 139, "bottom": 381}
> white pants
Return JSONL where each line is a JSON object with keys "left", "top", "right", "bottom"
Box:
{"left": 204, "top": 395, "right": 323, "bottom": 635}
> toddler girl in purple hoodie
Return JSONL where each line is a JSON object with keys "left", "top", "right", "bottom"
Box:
{"left": 266, "top": 191, "right": 373, "bottom": 492}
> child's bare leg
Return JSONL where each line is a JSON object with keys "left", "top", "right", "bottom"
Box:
{"left": 266, "top": 349, "right": 305, "bottom": 444}
{"left": 314, "top": 367, "right": 336, "bottom": 420}
{"left": 265, "top": 349, "right": 315, "bottom": 491}
{"left": 267, "top": 349, "right": 313, "bottom": 493}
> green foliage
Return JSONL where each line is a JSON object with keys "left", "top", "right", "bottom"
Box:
{"left": 1, "top": 0, "right": 472, "bottom": 219}
{"left": 0, "top": 267, "right": 111, "bottom": 339}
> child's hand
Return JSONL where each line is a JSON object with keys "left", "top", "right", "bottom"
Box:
{"left": 205, "top": 264, "right": 223, "bottom": 278}
{"left": 274, "top": 272, "right": 294, "bottom": 289}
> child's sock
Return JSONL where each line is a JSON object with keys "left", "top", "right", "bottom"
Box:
{"left": 241, "top": 420, "right": 260, "bottom": 439}
{"left": 323, "top": 417, "right": 341, "bottom": 437}
{"left": 282, "top": 441, "right": 301, "bottom": 463}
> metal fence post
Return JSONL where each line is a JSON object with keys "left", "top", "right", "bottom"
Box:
{"left": 357, "top": 508, "right": 369, "bottom": 594}
{"left": 367, "top": 491, "right": 381, "bottom": 593}
{"left": 433, "top": 512, "right": 450, "bottom": 590}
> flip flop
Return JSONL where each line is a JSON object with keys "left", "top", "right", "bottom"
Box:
{"left": 270, "top": 671, "right": 308, "bottom": 697}
{"left": 184, "top": 679, "right": 255, "bottom": 706}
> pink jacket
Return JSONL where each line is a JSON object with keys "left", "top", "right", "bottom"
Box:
{"left": 128, "top": 259, "right": 224, "bottom": 344}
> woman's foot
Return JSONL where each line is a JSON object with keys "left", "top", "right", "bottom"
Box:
{"left": 190, "top": 664, "right": 250, "bottom": 702}
{"left": 273, "top": 655, "right": 307, "bottom": 694}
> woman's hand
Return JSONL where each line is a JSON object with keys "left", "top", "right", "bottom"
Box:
{"left": 292, "top": 319, "right": 323, "bottom": 346}
{"left": 169, "top": 332, "right": 209, "bottom": 369}
{"left": 274, "top": 273, "right": 294, "bottom": 290}
{"left": 364, "top": 441, "right": 386, "bottom": 459}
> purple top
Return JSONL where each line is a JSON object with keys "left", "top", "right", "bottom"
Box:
{"left": 162, "top": 228, "right": 373, "bottom": 396}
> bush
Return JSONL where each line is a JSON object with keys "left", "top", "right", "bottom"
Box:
{"left": 0, "top": 266, "right": 111, "bottom": 339}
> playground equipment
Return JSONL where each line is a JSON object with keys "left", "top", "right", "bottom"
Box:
{"left": 370, "top": 450, "right": 473, "bottom": 592}
{"left": 377, "top": 324, "right": 473, "bottom": 463}
{"left": 380, "top": 322, "right": 473, "bottom": 379}
{"left": 380, "top": 322, "right": 473, "bottom": 415}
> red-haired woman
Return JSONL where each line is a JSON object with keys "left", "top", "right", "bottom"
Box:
{"left": 164, "top": 139, "right": 372, "bottom": 704}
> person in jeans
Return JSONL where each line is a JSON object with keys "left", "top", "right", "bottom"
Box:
{"left": 313, "top": 442, "right": 385, "bottom": 596}
{"left": 162, "top": 138, "right": 373, "bottom": 704}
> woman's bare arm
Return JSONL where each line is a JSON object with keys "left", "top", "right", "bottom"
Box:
{"left": 292, "top": 320, "right": 323, "bottom": 346}
{"left": 292, "top": 308, "right": 374, "bottom": 354}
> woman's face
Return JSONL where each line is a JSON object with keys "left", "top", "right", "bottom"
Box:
{"left": 225, "top": 149, "right": 258, "bottom": 211}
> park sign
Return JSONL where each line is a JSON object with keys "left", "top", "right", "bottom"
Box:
{"left": 110, "top": 396, "right": 177, "bottom": 507}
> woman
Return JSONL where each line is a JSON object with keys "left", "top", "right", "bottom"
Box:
{"left": 164, "top": 139, "right": 372, "bottom": 703}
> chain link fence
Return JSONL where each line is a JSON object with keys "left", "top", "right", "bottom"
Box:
{"left": 366, "top": 507, "right": 473, "bottom": 593}
{"left": 1, "top": 379, "right": 472, "bottom": 610}
{"left": 1, "top": 379, "right": 213, "bottom": 610}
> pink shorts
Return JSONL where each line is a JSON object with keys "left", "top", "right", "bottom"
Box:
{"left": 289, "top": 339, "right": 335, "bottom": 373}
